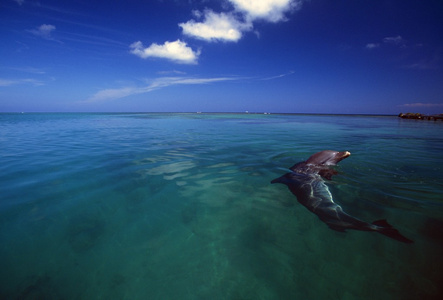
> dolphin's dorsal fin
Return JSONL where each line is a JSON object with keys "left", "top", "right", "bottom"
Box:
{"left": 289, "top": 162, "right": 305, "bottom": 171}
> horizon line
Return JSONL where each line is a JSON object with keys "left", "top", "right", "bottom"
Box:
{"left": 0, "top": 111, "right": 405, "bottom": 117}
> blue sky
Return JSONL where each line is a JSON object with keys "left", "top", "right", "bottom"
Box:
{"left": 1, "top": 0, "right": 442, "bottom": 114}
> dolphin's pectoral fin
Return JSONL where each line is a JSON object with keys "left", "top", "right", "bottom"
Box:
{"left": 372, "top": 219, "right": 392, "bottom": 228}
{"left": 271, "top": 176, "right": 283, "bottom": 184}
{"left": 327, "top": 224, "right": 347, "bottom": 232}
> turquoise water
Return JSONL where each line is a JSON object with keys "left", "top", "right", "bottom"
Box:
{"left": 1, "top": 113, "right": 442, "bottom": 299}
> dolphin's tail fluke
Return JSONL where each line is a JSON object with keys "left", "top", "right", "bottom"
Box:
{"left": 372, "top": 219, "right": 414, "bottom": 244}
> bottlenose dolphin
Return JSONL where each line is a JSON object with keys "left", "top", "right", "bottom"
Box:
{"left": 271, "top": 150, "right": 413, "bottom": 243}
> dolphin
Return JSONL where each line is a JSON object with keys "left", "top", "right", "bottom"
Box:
{"left": 271, "top": 150, "right": 413, "bottom": 243}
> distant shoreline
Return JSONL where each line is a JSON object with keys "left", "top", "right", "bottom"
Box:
{"left": 0, "top": 111, "right": 399, "bottom": 117}
{"left": 398, "top": 112, "right": 443, "bottom": 121}
{"left": 2, "top": 111, "right": 442, "bottom": 120}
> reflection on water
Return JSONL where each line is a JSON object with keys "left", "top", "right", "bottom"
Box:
{"left": 0, "top": 113, "right": 442, "bottom": 299}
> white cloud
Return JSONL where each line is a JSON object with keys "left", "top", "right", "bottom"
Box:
{"left": 402, "top": 49, "right": 441, "bottom": 70}
{"left": 87, "top": 71, "right": 290, "bottom": 102}
{"left": 9, "top": 67, "right": 46, "bottom": 74}
{"left": 0, "top": 79, "right": 18, "bottom": 87}
{"left": 147, "top": 76, "right": 236, "bottom": 90}
{"left": 132, "top": 0, "right": 304, "bottom": 63}
{"left": 29, "top": 24, "right": 56, "bottom": 39}
{"left": 260, "top": 70, "right": 295, "bottom": 80}
{"left": 228, "top": 0, "right": 302, "bottom": 22}
{"left": 88, "top": 76, "right": 237, "bottom": 102}
{"left": 401, "top": 102, "right": 443, "bottom": 108}
{"left": 365, "top": 43, "right": 379, "bottom": 50}
{"left": 383, "top": 35, "right": 405, "bottom": 45}
{"left": 0, "top": 78, "right": 44, "bottom": 87}
{"left": 178, "top": 0, "right": 302, "bottom": 44}
{"left": 14, "top": 0, "right": 24, "bottom": 5}
{"left": 402, "top": 61, "right": 437, "bottom": 70}
{"left": 179, "top": 10, "right": 251, "bottom": 42}
{"left": 366, "top": 35, "right": 409, "bottom": 50}
{"left": 129, "top": 40, "right": 200, "bottom": 64}
{"left": 157, "top": 70, "right": 187, "bottom": 75}
{"left": 88, "top": 87, "right": 139, "bottom": 102}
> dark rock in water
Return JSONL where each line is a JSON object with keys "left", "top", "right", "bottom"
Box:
{"left": 110, "top": 273, "right": 126, "bottom": 288}
{"left": 15, "top": 275, "right": 59, "bottom": 300}
{"left": 181, "top": 202, "right": 198, "bottom": 224}
{"left": 240, "top": 217, "right": 276, "bottom": 249}
{"left": 398, "top": 112, "right": 443, "bottom": 121}
{"left": 66, "top": 214, "right": 106, "bottom": 252}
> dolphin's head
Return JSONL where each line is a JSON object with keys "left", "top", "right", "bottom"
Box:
{"left": 305, "top": 150, "right": 350, "bottom": 166}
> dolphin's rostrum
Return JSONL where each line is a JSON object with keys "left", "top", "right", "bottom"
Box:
{"left": 271, "top": 150, "right": 413, "bottom": 243}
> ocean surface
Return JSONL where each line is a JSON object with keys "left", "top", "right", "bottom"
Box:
{"left": 1, "top": 113, "right": 442, "bottom": 300}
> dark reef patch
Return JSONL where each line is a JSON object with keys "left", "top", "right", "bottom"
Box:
{"left": 66, "top": 214, "right": 106, "bottom": 252}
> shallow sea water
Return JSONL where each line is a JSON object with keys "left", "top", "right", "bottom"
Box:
{"left": 1, "top": 113, "right": 442, "bottom": 300}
